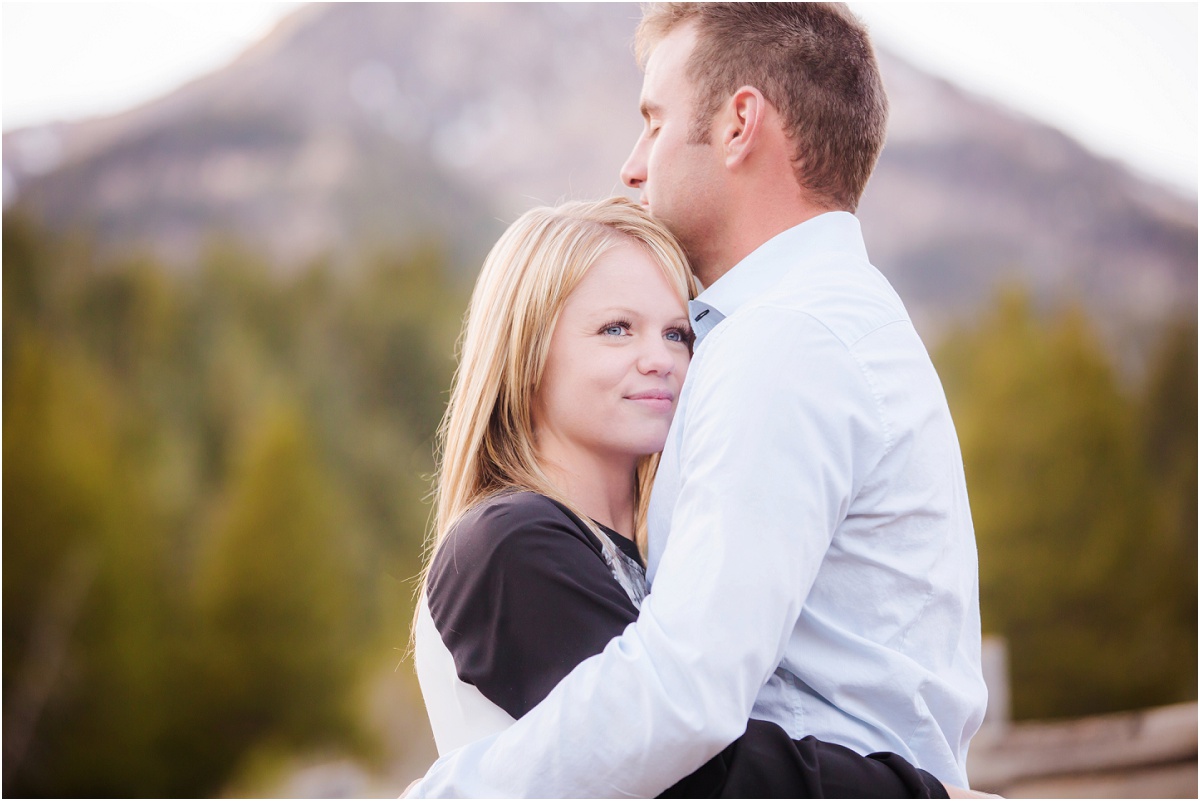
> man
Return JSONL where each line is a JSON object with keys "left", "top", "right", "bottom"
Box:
{"left": 411, "top": 4, "right": 987, "bottom": 795}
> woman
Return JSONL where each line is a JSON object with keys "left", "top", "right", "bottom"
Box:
{"left": 413, "top": 197, "right": 950, "bottom": 797}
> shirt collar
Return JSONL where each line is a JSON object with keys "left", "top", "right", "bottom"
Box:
{"left": 688, "top": 211, "right": 868, "bottom": 344}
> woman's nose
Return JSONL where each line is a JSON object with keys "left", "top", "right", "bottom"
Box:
{"left": 637, "top": 338, "right": 675, "bottom": 375}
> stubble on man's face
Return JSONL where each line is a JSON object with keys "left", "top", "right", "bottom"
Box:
{"left": 635, "top": 24, "right": 726, "bottom": 287}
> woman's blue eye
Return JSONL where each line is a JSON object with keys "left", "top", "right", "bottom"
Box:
{"left": 665, "top": 328, "right": 693, "bottom": 344}
{"left": 602, "top": 322, "right": 630, "bottom": 336}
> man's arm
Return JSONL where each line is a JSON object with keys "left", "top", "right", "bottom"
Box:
{"left": 411, "top": 310, "right": 877, "bottom": 797}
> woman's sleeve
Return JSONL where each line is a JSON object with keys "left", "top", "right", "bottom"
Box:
{"left": 426, "top": 495, "right": 947, "bottom": 798}
{"left": 425, "top": 495, "right": 642, "bottom": 719}
{"left": 661, "top": 721, "right": 949, "bottom": 798}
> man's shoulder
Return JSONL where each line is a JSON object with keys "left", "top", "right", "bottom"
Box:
{"left": 726, "top": 255, "right": 914, "bottom": 351}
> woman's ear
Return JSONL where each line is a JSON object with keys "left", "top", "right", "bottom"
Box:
{"left": 722, "top": 86, "right": 766, "bottom": 169}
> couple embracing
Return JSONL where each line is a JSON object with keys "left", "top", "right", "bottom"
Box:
{"left": 411, "top": 4, "right": 990, "bottom": 797}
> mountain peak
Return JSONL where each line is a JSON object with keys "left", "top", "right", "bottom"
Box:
{"left": 4, "top": 3, "right": 1194, "bottom": 334}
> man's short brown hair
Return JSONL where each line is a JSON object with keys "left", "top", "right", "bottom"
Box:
{"left": 636, "top": 2, "right": 888, "bottom": 212}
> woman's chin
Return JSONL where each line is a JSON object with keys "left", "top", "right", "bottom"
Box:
{"left": 628, "top": 433, "right": 671, "bottom": 459}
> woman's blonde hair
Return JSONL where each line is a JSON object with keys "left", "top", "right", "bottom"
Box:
{"left": 419, "top": 196, "right": 695, "bottom": 598}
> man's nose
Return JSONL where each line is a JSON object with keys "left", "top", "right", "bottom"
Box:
{"left": 621, "top": 139, "right": 646, "bottom": 189}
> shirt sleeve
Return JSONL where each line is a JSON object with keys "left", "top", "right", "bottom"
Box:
{"left": 410, "top": 310, "right": 892, "bottom": 798}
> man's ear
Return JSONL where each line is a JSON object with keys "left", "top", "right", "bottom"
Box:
{"left": 722, "top": 86, "right": 766, "bottom": 169}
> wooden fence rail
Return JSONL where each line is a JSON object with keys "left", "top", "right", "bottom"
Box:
{"left": 968, "top": 701, "right": 1198, "bottom": 798}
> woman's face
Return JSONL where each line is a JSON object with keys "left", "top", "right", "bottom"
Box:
{"left": 535, "top": 240, "right": 692, "bottom": 470}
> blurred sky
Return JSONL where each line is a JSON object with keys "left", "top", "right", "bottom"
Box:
{"left": 2, "top": 2, "right": 1196, "bottom": 197}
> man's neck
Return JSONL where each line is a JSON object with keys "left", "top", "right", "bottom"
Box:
{"left": 694, "top": 198, "right": 831, "bottom": 288}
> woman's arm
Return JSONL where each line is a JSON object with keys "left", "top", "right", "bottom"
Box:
{"left": 662, "top": 724, "right": 948, "bottom": 798}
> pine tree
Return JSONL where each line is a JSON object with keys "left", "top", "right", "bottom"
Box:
{"left": 937, "top": 288, "right": 1180, "bottom": 718}
{"left": 1139, "top": 319, "right": 1198, "bottom": 697}
{"left": 3, "top": 337, "right": 172, "bottom": 796}
{"left": 192, "top": 401, "right": 366, "bottom": 780}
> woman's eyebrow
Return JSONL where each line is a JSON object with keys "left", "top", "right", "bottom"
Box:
{"left": 592, "top": 306, "right": 641, "bottom": 318}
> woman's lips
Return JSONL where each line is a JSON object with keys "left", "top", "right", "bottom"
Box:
{"left": 626, "top": 390, "right": 674, "bottom": 413}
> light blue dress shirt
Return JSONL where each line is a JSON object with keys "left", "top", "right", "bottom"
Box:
{"left": 412, "top": 212, "right": 987, "bottom": 797}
